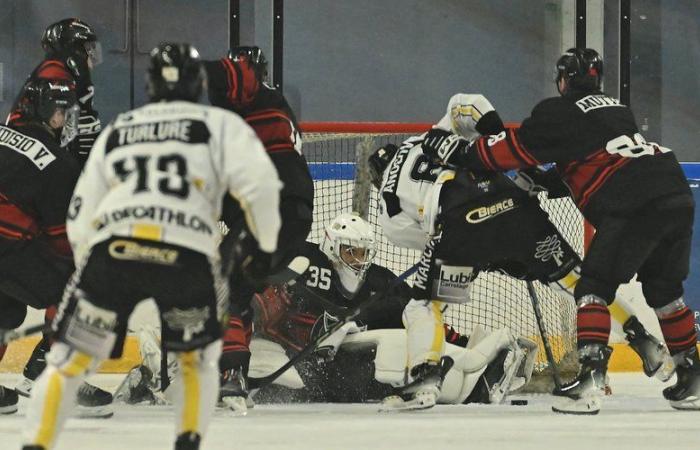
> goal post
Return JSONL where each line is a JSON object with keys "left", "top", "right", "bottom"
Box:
{"left": 301, "top": 121, "right": 589, "bottom": 389}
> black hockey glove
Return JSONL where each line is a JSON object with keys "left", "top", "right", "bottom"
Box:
{"left": 421, "top": 128, "right": 470, "bottom": 167}
{"left": 229, "top": 229, "right": 273, "bottom": 285}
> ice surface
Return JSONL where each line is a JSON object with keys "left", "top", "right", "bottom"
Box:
{"left": 1, "top": 373, "right": 698, "bottom": 450}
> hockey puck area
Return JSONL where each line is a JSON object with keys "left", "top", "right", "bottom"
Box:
{"left": 510, "top": 399, "right": 528, "bottom": 406}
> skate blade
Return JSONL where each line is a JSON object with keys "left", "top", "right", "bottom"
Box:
{"left": 378, "top": 394, "right": 436, "bottom": 412}
{"left": 222, "top": 396, "right": 248, "bottom": 416}
{"left": 552, "top": 394, "right": 601, "bottom": 415}
{"left": 14, "top": 377, "right": 33, "bottom": 398}
{"left": 0, "top": 405, "right": 18, "bottom": 415}
{"left": 669, "top": 396, "right": 700, "bottom": 411}
{"left": 76, "top": 405, "right": 114, "bottom": 419}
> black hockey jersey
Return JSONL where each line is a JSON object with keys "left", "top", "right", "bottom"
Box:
{"left": 463, "top": 89, "right": 692, "bottom": 226}
{"left": 0, "top": 123, "right": 81, "bottom": 255}
{"left": 253, "top": 241, "right": 411, "bottom": 352}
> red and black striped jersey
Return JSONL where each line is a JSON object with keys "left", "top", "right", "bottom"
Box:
{"left": 464, "top": 90, "right": 691, "bottom": 226}
{"left": 0, "top": 123, "right": 80, "bottom": 255}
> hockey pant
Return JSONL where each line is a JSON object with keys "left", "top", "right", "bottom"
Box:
{"left": 22, "top": 340, "right": 222, "bottom": 449}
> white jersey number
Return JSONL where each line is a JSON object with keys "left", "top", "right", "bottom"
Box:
{"left": 307, "top": 266, "right": 332, "bottom": 290}
{"left": 605, "top": 133, "right": 671, "bottom": 159}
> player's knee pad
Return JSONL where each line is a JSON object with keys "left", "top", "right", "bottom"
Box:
{"left": 58, "top": 288, "right": 118, "bottom": 359}
{"left": 46, "top": 342, "right": 98, "bottom": 378}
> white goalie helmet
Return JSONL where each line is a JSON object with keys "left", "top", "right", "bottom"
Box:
{"left": 320, "top": 213, "right": 377, "bottom": 295}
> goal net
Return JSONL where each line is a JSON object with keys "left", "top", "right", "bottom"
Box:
{"left": 302, "top": 122, "right": 587, "bottom": 390}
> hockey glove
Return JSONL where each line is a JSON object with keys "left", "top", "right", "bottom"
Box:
{"left": 229, "top": 229, "right": 273, "bottom": 285}
{"left": 422, "top": 128, "right": 470, "bottom": 166}
{"left": 70, "top": 113, "right": 102, "bottom": 166}
{"left": 509, "top": 165, "right": 569, "bottom": 198}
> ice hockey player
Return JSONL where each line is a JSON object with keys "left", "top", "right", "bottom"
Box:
{"left": 204, "top": 46, "right": 314, "bottom": 413}
{"left": 418, "top": 48, "right": 698, "bottom": 414}
{"left": 20, "top": 43, "right": 281, "bottom": 450}
{"left": 369, "top": 92, "right": 674, "bottom": 411}
{"left": 0, "top": 78, "right": 111, "bottom": 417}
{"left": 5, "top": 18, "right": 112, "bottom": 416}
{"left": 8, "top": 18, "right": 102, "bottom": 166}
{"left": 251, "top": 213, "right": 535, "bottom": 405}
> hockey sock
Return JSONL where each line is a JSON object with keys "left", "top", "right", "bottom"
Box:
{"left": 576, "top": 297, "right": 611, "bottom": 349}
{"left": 172, "top": 340, "right": 221, "bottom": 442}
{"left": 24, "top": 337, "right": 51, "bottom": 381}
{"left": 22, "top": 343, "right": 94, "bottom": 450}
{"left": 403, "top": 300, "right": 445, "bottom": 370}
{"left": 608, "top": 301, "right": 631, "bottom": 326}
{"left": 656, "top": 300, "right": 698, "bottom": 356}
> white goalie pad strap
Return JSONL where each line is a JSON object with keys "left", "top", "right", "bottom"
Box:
{"left": 249, "top": 338, "right": 305, "bottom": 389}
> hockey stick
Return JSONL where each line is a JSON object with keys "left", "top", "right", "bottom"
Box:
{"left": 0, "top": 323, "right": 48, "bottom": 346}
{"left": 247, "top": 262, "right": 420, "bottom": 390}
{"left": 526, "top": 280, "right": 563, "bottom": 389}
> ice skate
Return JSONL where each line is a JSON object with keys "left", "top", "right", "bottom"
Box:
{"left": 379, "top": 356, "right": 453, "bottom": 412}
{"left": 552, "top": 345, "right": 612, "bottom": 415}
{"left": 623, "top": 316, "right": 675, "bottom": 382}
{"left": 0, "top": 385, "right": 18, "bottom": 415}
{"left": 220, "top": 367, "right": 254, "bottom": 416}
{"left": 663, "top": 348, "right": 700, "bottom": 410}
{"left": 175, "top": 432, "right": 201, "bottom": 450}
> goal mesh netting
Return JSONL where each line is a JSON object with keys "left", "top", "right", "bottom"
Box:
{"left": 302, "top": 122, "right": 585, "bottom": 389}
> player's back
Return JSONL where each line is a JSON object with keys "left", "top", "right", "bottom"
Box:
{"left": 519, "top": 91, "right": 691, "bottom": 224}
{"left": 74, "top": 100, "right": 269, "bottom": 257}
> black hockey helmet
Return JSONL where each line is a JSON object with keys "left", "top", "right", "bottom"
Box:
{"left": 147, "top": 43, "right": 206, "bottom": 102}
{"left": 22, "top": 79, "right": 77, "bottom": 124}
{"left": 555, "top": 48, "right": 603, "bottom": 94}
{"left": 228, "top": 46, "right": 268, "bottom": 83}
{"left": 368, "top": 144, "right": 399, "bottom": 189}
{"left": 41, "top": 18, "right": 102, "bottom": 66}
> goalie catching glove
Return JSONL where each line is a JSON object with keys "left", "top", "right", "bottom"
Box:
{"left": 421, "top": 128, "right": 471, "bottom": 167}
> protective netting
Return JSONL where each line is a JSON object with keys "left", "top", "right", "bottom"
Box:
{"left": 303, "top": 126, "right": 584, "bottom": 385}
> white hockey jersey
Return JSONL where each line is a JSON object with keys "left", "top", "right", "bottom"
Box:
{"left": 67, "top": 100, "right": 282, "bottom": 261}
{"left": 377, "top": 94, "right": 496, "bottom": 250}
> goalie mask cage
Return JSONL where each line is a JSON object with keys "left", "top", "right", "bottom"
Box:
{"left": 302, "top": 121, "right": 587, "bottom": 390}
